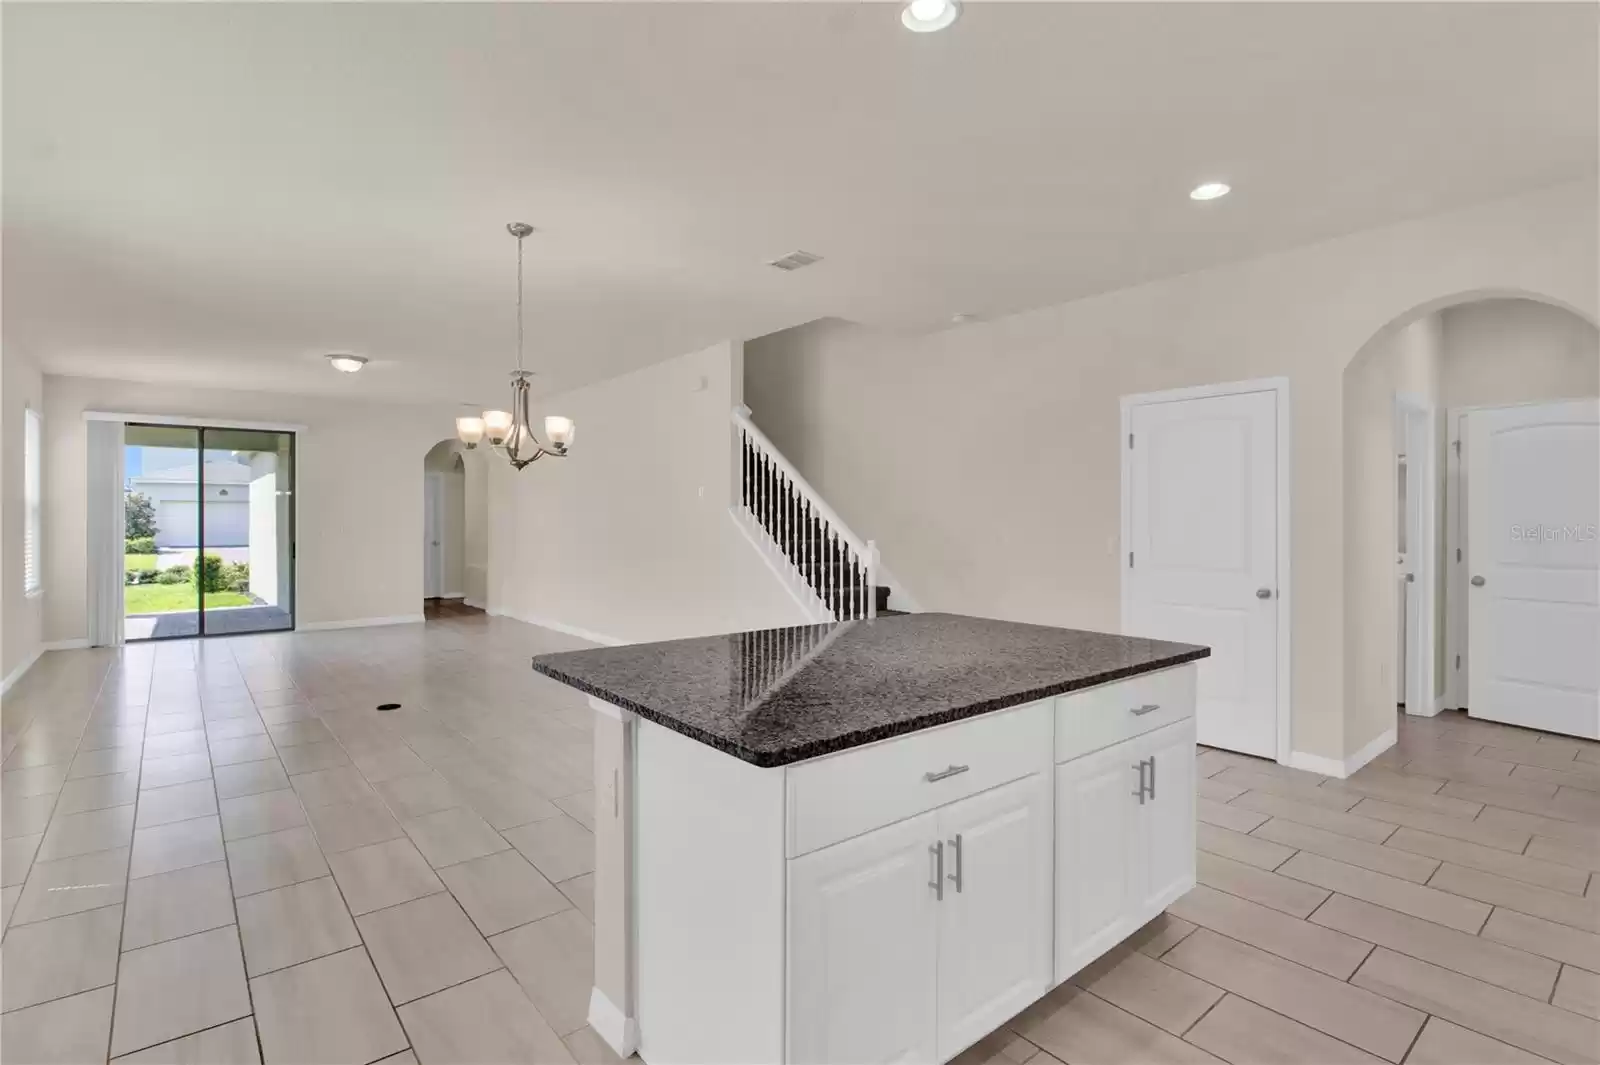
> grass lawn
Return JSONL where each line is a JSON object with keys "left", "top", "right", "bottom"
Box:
{"left": 125, "top": 554, "right": 159, "bottom": 572}
{"left": 125, "top": 585, "right": 251, "bottom": 614}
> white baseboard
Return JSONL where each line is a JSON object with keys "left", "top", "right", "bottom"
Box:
{"left": 297, "top": 614, "right": 424, "bottom": 632}
{"left": 1286, "top": 726, "right": 1396, "bottom": 779}
{"left": 1, "top": 647, "right": 43, "bottom": 696}
{"left": 463, "top": 597, "right": 485, "bottom": 610}
{"left": 502, "top": 609, "right": 628, "bottom": 647}
{"left": 43, "top": 638, "right": 91, "bottom": 652}
{"left": 587, "top": 986, "right": 638, "bottom": 1059}
{"left": 1285, "top": 750, "right": 1347, "bottom": 778}
{"left": 1345, "top": 727, "right": 1397, "bottom": 774}
{"left": 436, "top": 592, "right": 465, "bottom": 600}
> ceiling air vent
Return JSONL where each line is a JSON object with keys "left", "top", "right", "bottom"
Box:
{"left": 767, "top": 250, "right": 823, "bottom": 272}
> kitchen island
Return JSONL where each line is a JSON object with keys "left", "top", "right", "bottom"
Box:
{"left": 532, "top": 612, "right": 1208, "bottom": 1065}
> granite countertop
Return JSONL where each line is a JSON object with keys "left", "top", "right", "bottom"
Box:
{"left": 531, "top": 612, "right": 1209, "bottom": 768}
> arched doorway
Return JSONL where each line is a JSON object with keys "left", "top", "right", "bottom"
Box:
{"left": 422, "top": 439, "right": 478, "bottom": 620}
{"left": 1342, "top": 294, "right": 1598, "bottom": 744}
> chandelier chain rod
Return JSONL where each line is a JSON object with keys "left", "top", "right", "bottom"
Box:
{"left": 515, "top": 232, "right": 526, "bottom": 375}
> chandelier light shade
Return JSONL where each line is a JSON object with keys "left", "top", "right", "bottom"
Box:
{"left": 456, "top": 222, "right": 575, "bottom": 469}
{"left": 482, "top": 410, "right": 514, "bottom": 447}
{"left": 455, "top": 416, "right": 485, "bottom": 449}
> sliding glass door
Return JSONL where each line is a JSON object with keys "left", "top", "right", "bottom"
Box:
{"left": 123, "top": 423, "right": 296, "bottom": 641}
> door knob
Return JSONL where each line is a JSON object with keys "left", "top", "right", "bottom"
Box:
{"left": 1471, "top": 575, "right": 1486, "bottom": 587}
{"left": 1405, "top": 574, "right": 1415, "bottom": 583}
{"left": 1256, "top": 588, "right": 1273, "bottom": 599}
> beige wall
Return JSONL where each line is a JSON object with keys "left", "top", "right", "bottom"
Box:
{"left": 1440, "top": 298, "right": 1600, "bottom": 409}
{"left": 41, "top": 375, "right": 458, "bottom": 642}
{"left": 1342, "top": 316, "right": 1443, "bottom": 757}
{"left": 463, "top": 445, "right": 490, "bottom": 605}
{"left": 2, "top": 347, "right": 45, "bottom": 685}
{"left": 493, "top": 340, "right": 810, "bottom": 644}
{"left": 746, "top": 180, "right": 1598, "bottom": 765}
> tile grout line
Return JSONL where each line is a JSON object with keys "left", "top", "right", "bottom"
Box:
{"left": 207, "top": 655, "right": 266, "bottom": 1065}
{"left": 265, "top": 657, "right": 417, "bottom": 1061}
{"left": 104, "top": 649, "right": 152, "bottom": 1064}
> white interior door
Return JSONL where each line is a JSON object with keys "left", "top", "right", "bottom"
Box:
{"left": 1397, "top": 399, "right": 1437, "bottom": 717}
{"left": 423, "top": 474, "right": 442, "bottom": 598}
{"left": 1467, "top": 399, "right": 1600, "bottom": 739}
{"left": 1126, "top": 389, "right": 1280, "bottom": 758}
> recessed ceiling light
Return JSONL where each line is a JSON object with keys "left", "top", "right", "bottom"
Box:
{"left": 1189, "top": 182, "right": 1231, "bottom": 202}
{"left": 902, "top": 0, "right": 960, "bottom": 33}
{"left": 326, "top": 353, "right": 368, "bottom": 373}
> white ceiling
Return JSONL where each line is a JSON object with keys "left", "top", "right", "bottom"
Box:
{"left": 5, "top": 2, "right": 1595, "bottom": 403}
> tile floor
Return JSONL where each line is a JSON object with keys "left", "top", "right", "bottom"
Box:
{"left": 2, "top": 615, "right": 605, "bottom": 1064}
{"left": 3, "top": 616, "right": 1599, "bottom": 1065}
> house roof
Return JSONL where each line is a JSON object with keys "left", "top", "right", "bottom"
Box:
{"left": 131, "top": 459, "right": 253, "bottom": 485}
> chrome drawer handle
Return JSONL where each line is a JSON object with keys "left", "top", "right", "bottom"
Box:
{"left": 1131, "top": 703, "right": 1161, "bottom": 716}
{"left": 924, "top": 764, "right": 970, "bottom": 783}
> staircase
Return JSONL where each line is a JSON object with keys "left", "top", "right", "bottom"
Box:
{"left": 732, "top": 405, "right": 900, "bottom": 621}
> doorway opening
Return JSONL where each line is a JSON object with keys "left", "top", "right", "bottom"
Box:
{"left": 123, "top": 423, "right": 296, "bottom": 641}
{"left": 422, "top": 439, "right": 479, "bottom": 620}
{"left": 1345, "top": 297, "right": 1599, "bottom": 743}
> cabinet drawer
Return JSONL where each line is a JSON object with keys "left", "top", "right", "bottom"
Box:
{"left": 786, "top": 701, "right": 1052, "bottom": 857}
{"left": 1054, "top": 665, "right": 1195, "bottom": 764}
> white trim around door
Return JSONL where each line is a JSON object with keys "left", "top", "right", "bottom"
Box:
{"left": 1120, "top": 377, "right": 1292, "bottom": 766}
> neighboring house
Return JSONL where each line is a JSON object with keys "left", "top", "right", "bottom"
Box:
{"left": 128, "top": 453, "right": 253, "bottom": 547}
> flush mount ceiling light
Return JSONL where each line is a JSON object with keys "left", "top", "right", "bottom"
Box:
{"left": 1189, "top": 182, "right": 1232, "bottom": 201}
{"left": 326, "top": 353, "right": 368, "bottom": 373}
{"left": 902, "top": 0, "right": 960, "bottom": 33}
{"left": 456, "top": 223, "right": 575, "bottom": 470}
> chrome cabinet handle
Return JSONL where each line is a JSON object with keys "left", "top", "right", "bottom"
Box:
{"left": 924, "top": 764, "right": 970, "bottom": 783}
{"left": 1471, "top": 575, "right": 1486, "bottom": 587}
{"left": 1149, "top": 755, "right": 1157, "bottom": 800}
{"left": 1132, "top": 761, "right": 1147, "bottom": 803}
{"left": 1256, "top": 587, "right": 1273, "bottom": 599}
{"left": 1131, "top": 703, "right": 1161, "bottom": 716}
{"left": 929, "top": 841, "right": 945, "bottom": 901}
{"left": 948, "top": 834, "right": 963, "bottom": 893}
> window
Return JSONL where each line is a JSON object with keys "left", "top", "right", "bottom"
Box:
{"left": 23, "top": 408, "right": 41, "bottom": 595}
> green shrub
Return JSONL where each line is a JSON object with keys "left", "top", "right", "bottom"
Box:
{"left": 125, "top": 568, "right": 160, "bottom": 586}
{"left": 125, "top": 536, "right": 157, "bottom": 555}
{"left": 156, "top": 566, "right": 191, "bottom": 585}
{"left": 195, "top": 554, "right": 228, "bottom": 593}
{"left": 222, "top": 562, "right": 251, "bottom": 593}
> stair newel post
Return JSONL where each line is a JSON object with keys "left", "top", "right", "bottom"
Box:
{"left": 867, "top": 540, "right": 879, "bottom": 619}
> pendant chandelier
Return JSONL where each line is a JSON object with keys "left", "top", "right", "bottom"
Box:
{"left": 455, "top": 222, "right": 575, "bottom": 469}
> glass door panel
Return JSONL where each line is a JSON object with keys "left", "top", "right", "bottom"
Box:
{"left": 124, "top": 424, "right": 202, "bottom": 640}
{"left": 197, "top": 427, "right": 295, "bottom": 636}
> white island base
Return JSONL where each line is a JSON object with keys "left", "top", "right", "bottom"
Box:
{"left": 586, "top": 663, "right": 1198, "bottom": 1065}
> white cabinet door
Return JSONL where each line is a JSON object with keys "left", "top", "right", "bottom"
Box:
{"left": 1127, "top": 389, "right": 1280, "bottom": 758}
{"left": 1136, "top": 718, "right": 1197, "bottom": 915}
{"left": 1055, "top": 740, "right": 1142, "bottom": 982}
{"left": 789, "top": 810, "right": 941, "bottom": 1065}
{"left": 935, "top": 774, "right": 1053, "bottom": 1062}
{"left": 1467, "top": 400, "right": 1600, "bottom": 740}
